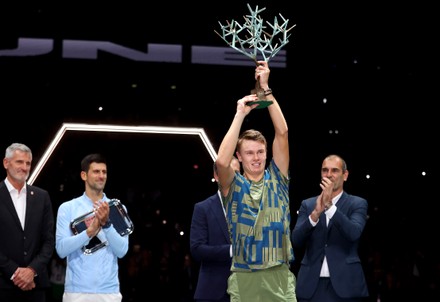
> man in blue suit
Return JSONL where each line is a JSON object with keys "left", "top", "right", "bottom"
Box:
{"left": 291, "top": 154, "right": 369, "bottom": 302}
{"left": 190, "top": 157, "right": 240, "bottom": 302}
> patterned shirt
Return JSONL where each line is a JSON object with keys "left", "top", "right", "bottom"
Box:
{"left": 224, "top": 159, "right": 294, "bottom": 272}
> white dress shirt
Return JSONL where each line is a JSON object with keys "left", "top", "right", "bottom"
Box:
{"left": 5, "top": 178, "right": 27, "bottom": 229}
{"left": 309, "top": 191, "right": 342, "bottom": 277}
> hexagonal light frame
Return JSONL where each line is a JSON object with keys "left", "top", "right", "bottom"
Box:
{"left": 27, "top": 123, "right": 218, "bottom": 185}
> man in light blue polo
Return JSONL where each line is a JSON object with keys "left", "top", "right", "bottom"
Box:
{"left": 56, "top": 153, "right": 129, "bottom": 302}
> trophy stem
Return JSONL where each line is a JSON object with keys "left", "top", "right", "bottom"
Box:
{"left": 250, "top": 79, "right": 273, "bottom": 109}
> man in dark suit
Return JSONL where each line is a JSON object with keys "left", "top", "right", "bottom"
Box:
{"left": 190, "top": 157, "right": 240, "bottom": 302}
{"left": 0, "top": 143, "right": 54, "bottom": 302}
{"left": 291, "top": 154, "right": 369, "bottom": 302}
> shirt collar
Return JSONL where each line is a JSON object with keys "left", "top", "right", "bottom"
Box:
{"left": 4, "top": 178, "right": 27, "bottom": 194}
{"left": 332, "top": 191, "right": 343, "bottom": 205}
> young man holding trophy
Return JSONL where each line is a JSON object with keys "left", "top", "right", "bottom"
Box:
{"left": 216, "top": 61, "right": 296, "bottom": 301}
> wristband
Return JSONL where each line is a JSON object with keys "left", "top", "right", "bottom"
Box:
{"left": 102, "top": 220, "right": 112, "bottom": 229}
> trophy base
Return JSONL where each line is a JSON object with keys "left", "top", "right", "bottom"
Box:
{"left": 247, "top": 100, "right": 273, "bottom": 109}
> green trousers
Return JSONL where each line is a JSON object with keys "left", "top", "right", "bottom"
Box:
{"left": 227, "top": 264, "right": 297, "bottom": 302}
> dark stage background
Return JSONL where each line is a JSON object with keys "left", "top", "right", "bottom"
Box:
{"left": 1, "top": 1, "right": 438, "bottom": 301}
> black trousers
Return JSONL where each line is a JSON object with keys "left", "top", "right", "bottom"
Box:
{"left": 0, "top": 287, "right": 46, "bottom": 302}
{"left": 298, "top": 277, "right": 364, "bottom": 302}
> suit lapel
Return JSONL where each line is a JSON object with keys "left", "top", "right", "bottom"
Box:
{"left": 212, "top": 194, "right": 230, "bottom": 243}
{"left": 327, "top": 192, "right": 347, "bottom": 229}
{"left": 24, "top": 185, "right": 34, "bottom": 230}
{"left": 0, "top": 181, "right": 24, "bottom": 230}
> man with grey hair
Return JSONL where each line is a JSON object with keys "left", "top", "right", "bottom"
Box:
{"left": 0, "top": 143, "right": 55, "bottom": 302}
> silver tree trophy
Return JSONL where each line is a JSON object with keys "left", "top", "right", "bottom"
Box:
{"left": 215, "top": 3, "right": 295, "bottom": 108}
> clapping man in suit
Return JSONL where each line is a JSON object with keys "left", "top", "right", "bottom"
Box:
{"left": 291, "top": 154, "right": 369, "bottom": 302}
{"left": 190, "top": 157, "right": 240, "bottom": 302}
{"left": 0, "top": 143, "right": 55, "bottom": 302}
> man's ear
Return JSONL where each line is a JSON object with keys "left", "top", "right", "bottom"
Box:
{"left": 80, "top": 171, "right": 87, "bottom": 181}
{"left": 343, "top": 170, "right": 349, "bottom": 181}
{"left": 235, "top": 151, "right": 242, "bottom": 162}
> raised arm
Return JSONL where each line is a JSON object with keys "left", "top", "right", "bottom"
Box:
{"left": 256, "top": 61, "right": 289, "bottom": 177}
{"left": 217, "top": 93, "right": 259, "bottom": 197}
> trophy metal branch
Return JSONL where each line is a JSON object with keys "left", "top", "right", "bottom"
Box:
{"left": 215, "top": 3, "right": 295, "bottom": 108}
